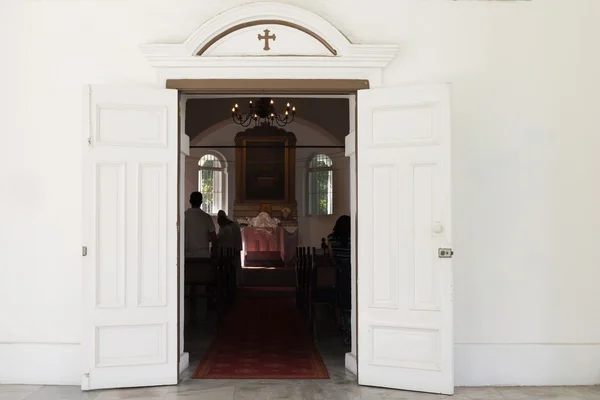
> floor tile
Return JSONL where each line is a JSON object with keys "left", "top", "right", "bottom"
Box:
{"left": 304, "top": 381, "right": 361, "bottom": 400}
{"left": 164, "top": 385, "right": 235, "bottom": 399}
{"left": 93, "top": 386, "right": 169, "bottom": 400}
{"left": 361, "top": 386, "right": 448, "bottom": 400}
{"left": 455, "top": 387, "right": 503, "bottom": 399}
{"left": 497, "top": 386, "right": 572, "bottom": 399}
{"left": 0, "top": 385, "right": 42, "bottom": 400}
{"left": 170, "top": 380, "right": 239, "bottom": 391}
{"left": 22, "top": 385, "right": 97, "bottom": 400}
{"left": 0, "top": 383, "right": 598, "bottom": 400}
{"left": 496, "top": 387, "right": 539, "bottom": 399}
{"left": 234, "top": 382, "right": 307, "bottom": 399}
{"left": 564, "top": 386, "right": 600, "bottom": 400}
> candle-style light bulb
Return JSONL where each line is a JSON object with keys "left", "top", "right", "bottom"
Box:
{"left": 292, "top": 106, "right": 296, "bottom": 113}
{"left": 231, "top": 107, "right": 236, "bottom": 113}
{"left": 249, "top": 100, "right": 253, "bottom": 104}
{"left": 270, "top": 99, "right": 274, "bottom": 105}
{"left": 285, "top": 110, "right": 289, "bottom": 116}
{"left": 235, "top": 104, "right": 239, "bottom": 108}
{"left": 287, "top": 103, "right": 290, "bottom": 107}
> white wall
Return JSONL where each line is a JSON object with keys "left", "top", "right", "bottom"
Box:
{"left": 2, "top": 0, "right": 600, "bottom": 386}
{"left": 187, "top": 119, "right": 350, "bottom": 247}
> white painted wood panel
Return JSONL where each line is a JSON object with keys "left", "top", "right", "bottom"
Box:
{"left": 357, "top": 84, "right": 453, "bottom": 394}
{"left": 82, "top": 86, "right": 179, "bottom": 390}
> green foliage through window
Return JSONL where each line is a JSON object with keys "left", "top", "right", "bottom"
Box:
{"left": 308, "top": 154, "right": 333, "bottom": 216}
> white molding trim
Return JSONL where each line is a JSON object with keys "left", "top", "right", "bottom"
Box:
{"left": 181, "top": 134, "right": 190, "bottom": 156}
{"left": 180, "top": 96, "right": 190, "bottom": 156}
{"left": 345, "top": 352, "right": 357, "bottom": 376}
{"left": 345, "top": 131, "right": 356, "bottom": 157}
{"left": 140, "top": 2, "right": 397, "bottom": 86}
{"left": 0, "top": 343, "right": 80, "bottom": 385}
{"left": 455, "top": 343, "right": 600, "bottom": 386}
{"left": 179, "top": 352, "right": 190, "bottom": 374}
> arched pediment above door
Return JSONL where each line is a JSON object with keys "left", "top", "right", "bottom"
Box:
{"left": 196, "top": 20, "right": 338, "bottom": 57}
{"left": 140, "top": 2, "right": 398, "bottom": 84}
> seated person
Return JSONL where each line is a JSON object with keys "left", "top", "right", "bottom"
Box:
{"left": 185, "top": 192, "right": 217, "bottom": 259}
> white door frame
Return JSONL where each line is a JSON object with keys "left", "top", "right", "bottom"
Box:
{"left": 179, "top": 92, "right": 358, "bottom": 373}
{"left": 140, "top": 1, "right": 398, "bottom": 377}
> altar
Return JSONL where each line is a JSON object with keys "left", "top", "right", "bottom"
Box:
{"left": 241, "top": 226, "right": 298, "bottom": 267}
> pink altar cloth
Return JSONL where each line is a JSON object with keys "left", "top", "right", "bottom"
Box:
{"left": 241, "top": 226, "right": 298, "bottom": 266}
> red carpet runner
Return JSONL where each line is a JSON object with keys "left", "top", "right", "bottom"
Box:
{"left": 193, "top": 297, "right": 329, "bottom": 379}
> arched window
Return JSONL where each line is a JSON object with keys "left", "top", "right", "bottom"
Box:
{"left": 198, "top": 154, "right": 225, "bottom": 214}
{"left": 308, "top": 154, "right": 334, "bottom": 216}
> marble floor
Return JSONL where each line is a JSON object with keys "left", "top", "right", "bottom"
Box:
{"left": 2, "top": 306, "right": 599, "bottom": 399}
{"left": 2, "top": 374, "right": 599, "bottom": 400}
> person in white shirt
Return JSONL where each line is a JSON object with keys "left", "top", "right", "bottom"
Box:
{"left": 217, "top": 210, "right": 243, "bottom": 285}
{"left": 184, "top": 192, "right": 217, "bottom": 258}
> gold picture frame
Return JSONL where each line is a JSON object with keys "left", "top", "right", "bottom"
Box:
{"left": 260, "top": 204, "right": 272, "bottom": 216}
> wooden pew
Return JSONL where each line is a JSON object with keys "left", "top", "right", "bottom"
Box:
{"left": 184, "top": 257, "right": 217, "bottom": 326}
{"left": 307, "top": 248, "right": 337, "bottom": 339}
{"left": 217, "top": 247, "right": 237, "bottom": 313}
{"left": 294, "top": 244, "right": 351, "bottom": 345}
{"left": 334, "top": 257, "right": 352, "bottom": 345}
{"left": 185, "top": 247, "right": 237, "bottom": 326}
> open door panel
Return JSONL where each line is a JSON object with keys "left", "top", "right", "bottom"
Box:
{"left": 82, "top": 86, "right": 179, "bottom": 390}
{"left": 357, "top": 84, "right": 454, "bottom": 394}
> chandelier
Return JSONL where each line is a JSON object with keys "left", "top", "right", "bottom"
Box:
{"left": 231, "top": 98, "right": 296, "bottom": 127}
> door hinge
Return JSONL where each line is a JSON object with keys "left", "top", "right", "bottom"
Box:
{"left": 438, "top": 248, "right": 453, "bottom": 259}
{"left": 82, "top": 246, "right": 88, "bottom": 257}
{"left": 87, "top": 137, "right": 92, "bottom": 146}
{"left": 84, "top": 373, "right": 89, "bottom": 378}
{"left": 176, "top": 221, "right": 180, "bottom": 233}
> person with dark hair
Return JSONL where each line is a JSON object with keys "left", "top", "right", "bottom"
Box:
{"left": 185, "top": 192, "right": 217, "bottom": 258}
{"left": 217, "top": 210, "right": 243, "bottom": 285}
{"left": 328, "top": 215, "right": 351, "bottom": 262}
{"left": 216, "top": 211, "right": 234, "bottom": 249}
{"left": 218, "top": 210, "right": 242, "bottom": 253}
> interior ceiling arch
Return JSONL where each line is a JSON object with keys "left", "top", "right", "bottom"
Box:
{"left": 186, "top": 97, "right": 349, "bottom": 143}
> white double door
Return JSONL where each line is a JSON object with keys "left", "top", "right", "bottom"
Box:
{"left": 81, "top": 84, "right": 453, "bottom": 393}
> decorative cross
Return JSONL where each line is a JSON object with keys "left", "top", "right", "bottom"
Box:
{"left": 258, "top": 29, "right": 276, "bottom": 51}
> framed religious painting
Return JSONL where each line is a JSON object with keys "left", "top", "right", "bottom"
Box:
{"left": 234, "top": 124, "right": 296, "bottom": 204}
{"left": 245, "top": 141, "right": 286, "bottom": 201}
